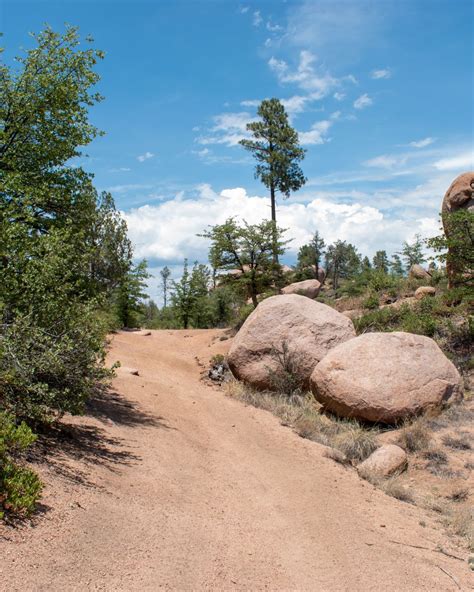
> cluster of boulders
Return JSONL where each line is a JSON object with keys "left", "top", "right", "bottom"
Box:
{"left": 227, "top": 294, "right": 463, "bottom": 424}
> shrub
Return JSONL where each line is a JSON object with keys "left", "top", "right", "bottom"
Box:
{"left": 362, "top": 291, "right": 379, "bottom": 310}
{"left": 0, "top": 413, "right": 42, "bottom": 518}
{"left": 0, "top": 305, "right": 113, "bottom": 423}
{"left": 397, "top": 418, "right": 432, "bottom": 453}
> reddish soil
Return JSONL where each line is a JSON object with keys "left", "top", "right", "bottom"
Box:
{"left": 0, "top": 329, "right": 471, "bottom": 591}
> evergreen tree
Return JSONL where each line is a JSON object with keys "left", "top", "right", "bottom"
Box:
{"left": 390, "top": 254, "right": 404, "bottom": 277}
{"left": 372, "top": 250, "right": 390, "bottom": 273}
{"left": 116, "top": 260, "right": 150, "bottom": 328}
{"left": 160, "top": 266, "right": 171, "bottom": 308}
{"left": 296, "top": 231, "right": 326, "bottom": 280}
{"left": 400, "top": 234, "right": 426, "bottom": 268}
{"left": 325, "top": 241, "right": 361, "bottom": 290}
{"left": 200, "top": 218, "right": 289, "bottom": 308}
{"left": 240, "top": 98, "right": 305, "bottom": 262}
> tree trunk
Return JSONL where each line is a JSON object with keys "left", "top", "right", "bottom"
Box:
{"left": 270, "top": 183, "right": 279, "bottom": 265}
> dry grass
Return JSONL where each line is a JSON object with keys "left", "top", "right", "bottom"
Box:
{"left": 445, "top": 506, "right": 474, "bottom": 551}
{"left": 382, "top": 477, "right": 415, "bottom": 503}
{"left": 396, "top": 417, "right": 432, "bottom": 453}
{"left": 442, "top": 433, "right": 472, "bottom": 451}
{"left": 225, "top": 380, "right": 378, "bottom": 463}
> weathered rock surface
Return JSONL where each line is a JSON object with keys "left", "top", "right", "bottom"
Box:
{"left": 281, "top": 279, "right": 321, "bottom": 299}
{"left": 357, "top": 445, "right": 407, "bottom": 478}
{"left": 310, "top": 331, "right": 463, "bottom": 423}
{"left": 409, "top": 264, "right": 431, "bottom": 280}
{"left": 227, "top": 294, "right": 356, "bottom": 390}
{"left": 442, "top": 171, "right": 474, "bottom": 214}
{"left": 414, "top": 286, "right": 436, "bottom": 300}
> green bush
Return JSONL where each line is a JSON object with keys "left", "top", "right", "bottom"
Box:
{"left": 0, "top": 305, "right": 113, "bottom": 423}
{"left": 0, "top": 413, "right": 42, "bottom": 518}
{"left": 362, "top": 291, "right": 379, "bottom": 310}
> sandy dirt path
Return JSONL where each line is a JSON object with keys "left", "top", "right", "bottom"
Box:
{"left": 1, "top": 329, "right": 471, "bottom": 591}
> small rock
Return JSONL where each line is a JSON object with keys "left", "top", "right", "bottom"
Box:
{"left": 118, "top": 366, "right": 140, "bottom": 376}
{"left": 357, "top": 445, "right": 408, "bottom": 478}
{"left": 414, "top": 286, "right": 436, "bottom": 300}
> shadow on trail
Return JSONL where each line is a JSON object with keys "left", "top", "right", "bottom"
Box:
{"left": 87, "top": 388, "right": 169, "bottom": 429}
{"left": 29, "top": 388, "right": 171, "bottom": 490}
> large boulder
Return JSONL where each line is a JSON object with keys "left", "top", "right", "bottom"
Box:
{"left": 281, "top": 279, "right": 321, "bottom": 299}
{"left": 357, "top": 445, "right": 407, "bottom": 478}
{"left": 310, "top": 332, "right": 463, "bottom": 423}
{"left": 442, "top": 171, "right": 474, "bottom": 215}
{"left": 227, "top": 294, "right": 356, "bottom": 390}
{"left": 409, "top": 264, "right": 431, "bottom": 280}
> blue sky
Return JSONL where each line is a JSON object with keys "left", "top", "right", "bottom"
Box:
{"left": 3, "top": 0, "right": 473, "bottom": 300}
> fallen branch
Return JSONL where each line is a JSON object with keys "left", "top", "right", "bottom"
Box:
{"left": 437, "top": 565, "right": 461, "bottom": 590}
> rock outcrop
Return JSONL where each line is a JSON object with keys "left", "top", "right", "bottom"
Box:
{"left": 281, "top": 279, "right": 321, "bottom": 299}
{"left": 357, "top": 445, "right": 407, "bottom": 478}
{"left": 310, "top": 331, "right": 463, "bottom": 423}
{"left": 227, "top": 294, "right": 356, "bottom": 390}
{"left": 409, "top": 264, "right": 431, "bottom": 280}
{"left": 414, "top": 286, "right": 436, "bottom": 300}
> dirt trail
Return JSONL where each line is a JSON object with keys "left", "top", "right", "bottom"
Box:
{"left": 1, "top": 329, "right": 471, "bottom": 591}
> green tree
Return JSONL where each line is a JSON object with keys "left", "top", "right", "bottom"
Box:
{"left": 200, "top": 218, "right": 289, "bottom": 308}
{"left": 296, "top": 231, "right": 326, "bottom": 280}
{"left": 361, "top": 256, "right": 372, "bottom": 272}
{"left": 390, "top": 254, "right": 404, "bottom": 277}
{"left": 372, "top": 250, "right": 389, "bottom": 273}
{"left": 116, "top": 260, "right": 150, "bottom": 328}
{"left": 427, "top": 210, "right": 474, "bottom": 289}
{"left": 400, "top": 234, "right": 426, "bottom": 268}
{"left": 325, "top": 241, "right": 361, "bottom": 291}
{"left": 171, "top": 260, "right": 210, "bottom": 329}
{"left": 240, "top": 98, "right": 305, "bottom": 262}
{"left": 160, "top": 266, "right": 171, "bottom": 308}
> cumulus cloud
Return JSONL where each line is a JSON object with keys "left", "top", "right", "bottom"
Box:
{"left": 408, "top": 137, "right": 436, "bottom": 149}
{"left": 353, "top": 93, "right": 373, "bottom": 109}
{"left": 333, "top": 92, "right": 346, "bottom": 101}
{"left": 123, "top": 184, "right": 438, "bottom": 273}
{"left": 371, "top": 68, "right": 391, "bottom": 79}
{"left": 137, "top": 151, "right": 155, "bottom": 162}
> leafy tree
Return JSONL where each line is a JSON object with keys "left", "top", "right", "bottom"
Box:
{"left": 372, "top": 250, "right": 390, "bottom": 273}
{"left": 361, "top": 256, "right": 372, "bottom": 272}
{"left": 116, "top": 260, "right": 150, "bottom": 328}
{"left": 200, "top": 217, "right": 289, "bottom": 307}
{"left": 160, "top": 266, "right": 171, "bottom": 308}
{"left": 390, "top": 254, "right": 404, "bottom": 277}
{"left": 171, "top": 260, "right": 210, "bottom": 329}
{"left": 240, "top": 98, "right": 305, "bottom": 262}
{"left": 400, "top": 234, "right": 426, "bottom": 268}
{"left": 325, "top": 240, "right": 361, "bottom": 291}
{"left": 427, "top": 210, "right": 474, "bottom": 289}
{"left": 296, "top": 231, "right": 326, "bottom": 280}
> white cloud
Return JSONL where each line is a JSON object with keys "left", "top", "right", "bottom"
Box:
{"left": 333, "top": 92, "right": 346, "bottom": 101}
{"left": 196, "top": 111, "right": 255, "bottom": 146}
{"left": 267, "top": 21, "right": 282, "bottom": 32}
{"left": 364, "top": 154, "right": 407, "bottom": 169}
{"left": 240, "top": 99, "right": 261, "bottom": 107}
{"left": 109, "top": 167, "right": 131, "bottom": 172}
{"left": 137, "top": 151, "right": 155, "bottom": 162}
{"left": 253, "top": 10, "right": 262, "bottom": 27}
{"left": 298, "top": 119, "right": 333, "bottom": 145}
{"left": 408, "top": 137, "right": 436, "bottom": 149}
{"left": 269, "top": 50, "right": 338, "bottom": 99}
{"left": 371, "top": 68, "right": 391, "bottom": 79}
{"left": 124, "top": 184, "right": 439, "bottom": 277}
{"left": 239, "top": 6, "right": 249, "bottom": 14}
{"left": 353, "top": 93, "right": 373, "bottom": 109}
{"left": 433, "top": 151, "right": 474, "bottom": 171}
